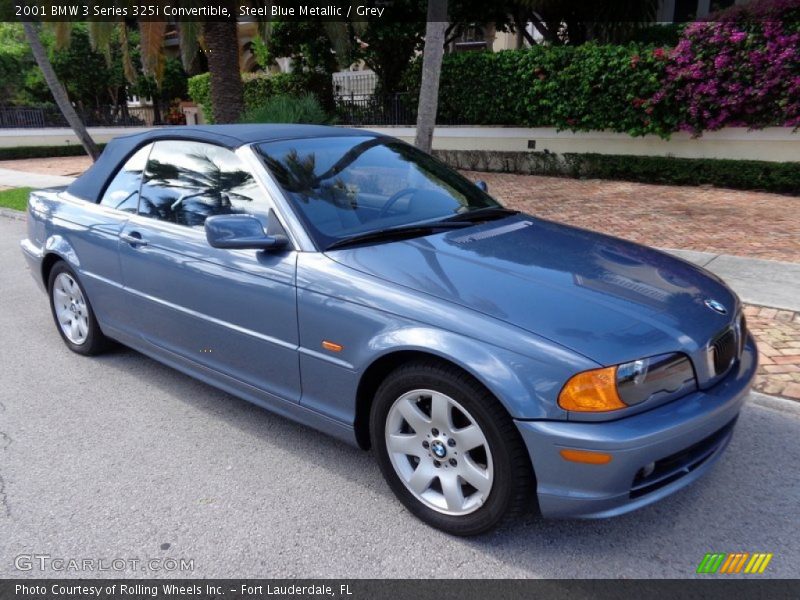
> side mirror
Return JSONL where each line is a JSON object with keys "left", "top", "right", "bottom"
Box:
{"left": 475, "top": 180, "right": 488, "bottom": 192}
{"left": 205, "top": 214, "right": 289, "bottom": 251}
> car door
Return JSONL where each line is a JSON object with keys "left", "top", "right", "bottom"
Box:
{"left": 117, "top": 140, "right": 301, "bottom": 403}
{"left": 65, "top": 143, "right": 153, "bottom": 333}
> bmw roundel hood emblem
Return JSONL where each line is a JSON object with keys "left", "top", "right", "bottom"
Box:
{"left": 704, "top": 298, "right": 727, "bottom": 315}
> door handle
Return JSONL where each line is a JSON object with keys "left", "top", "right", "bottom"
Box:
{"left": 120, "top": 231, "right": 148, "bottom": 246}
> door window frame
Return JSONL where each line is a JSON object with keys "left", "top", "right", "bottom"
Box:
{"left": 114, "top": 139, "right": 299, "bottom": 251}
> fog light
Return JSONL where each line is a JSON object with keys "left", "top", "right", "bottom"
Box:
{"left": 640, "top": 462, "right": 656, "bottom": 478}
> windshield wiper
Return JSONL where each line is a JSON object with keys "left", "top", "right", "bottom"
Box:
{"left": 325, "top": 221, "right": 472, "bottom": 251}
{"left": 442, "top": 206, "right": 519, "bottom": 223}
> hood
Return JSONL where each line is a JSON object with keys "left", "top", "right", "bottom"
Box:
{"left": 327, "top": 215, "right": 738, "bottom": 371}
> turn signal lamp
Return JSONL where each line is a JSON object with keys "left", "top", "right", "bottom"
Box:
{"left": 557, "top": 366, "right": 626, "bottom": 412}
{"left": 559, "top": 449, "right": 613, "bottom": 464}
{"left": 559, "top": 353, "right": 696, "bottom": 412}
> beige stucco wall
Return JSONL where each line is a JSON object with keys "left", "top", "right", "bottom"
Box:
{"left": 360, "top": 126, "right": 800, "bottom": 162}
{"left": 2, "top": 125, "right": 797, "bottom": 163}
{"left": 0, "top": 127, "right": 156, "bottom": 148}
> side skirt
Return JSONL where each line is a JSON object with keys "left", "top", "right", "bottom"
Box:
{"left": 102, "top": 324, "right": 360, "bottom": 448}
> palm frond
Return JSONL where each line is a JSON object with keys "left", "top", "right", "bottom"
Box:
{"left": 44, "top": 21, "right": 72, "bottom": 50}
{"left": 88, "top": 21, "right": 115, "bottom": 65}
{"left": 178, "top": 20, "right": 200, "bottom": 70}
{"left": 256, "top": 16, "right": 273, "bottom": 42}
{"left": 323, "top": 22, "right": 353, "bottom": 70}
{"left": 119, "top": 24, "right": 138, "bottom": 85}
{"left": 139, "top": 21, "right": 168, "bottom": 87}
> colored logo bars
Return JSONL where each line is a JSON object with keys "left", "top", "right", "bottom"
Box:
{"left": 697, "top": 552, "right": 773, "bottom": 574}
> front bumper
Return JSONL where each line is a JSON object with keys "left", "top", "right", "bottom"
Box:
{"left": 516, "top": 333, "right": 757, "bottom": 519}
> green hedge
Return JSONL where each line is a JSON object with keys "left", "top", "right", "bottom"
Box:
{"left": 0, "top": 144, "right": 106, "bottom": 160}
{"left": 563, "top": 154, "right": 800, "bottom": 194}
{"left": 403, "top": 44, "right": 673, "bottom": 137}
{"left": 434, "top": 150, "right": 800, "bottom": 195}
{"left": 188, "top": 71, "right": 333, "bottom": 123}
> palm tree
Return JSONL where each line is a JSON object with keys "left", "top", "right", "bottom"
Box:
{"left": 137, "top": 11, "right": 244, "bottom": 124}
{"left": 20, "top": 21, "right": 100, "bottom": 160}
{"left": 414, "top": 0, "right": 448, "bottom": 153}
{"left": 23, "top": 2, "right": 248, "bottom": 152}
{"left": 203, "top": 7, "right": 244, "bottom": 124}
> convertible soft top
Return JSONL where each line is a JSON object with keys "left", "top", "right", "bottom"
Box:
{"left": 66, "top": 124, "right": 380, "bottom": 204}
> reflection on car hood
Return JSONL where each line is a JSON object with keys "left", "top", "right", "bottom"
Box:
{"left": 326, "top": 214, "right": 738, "bottom": 365}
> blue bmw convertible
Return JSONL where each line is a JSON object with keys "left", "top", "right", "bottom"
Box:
{"left": 20, "top": 125, "right": 756, "bottom": 535}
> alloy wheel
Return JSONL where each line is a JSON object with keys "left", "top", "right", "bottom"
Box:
{"left": 52, "top": 272, "right": 89, "bottom": 345}
{"left": 384, "top": 389, "right": 494, "bottom": 515}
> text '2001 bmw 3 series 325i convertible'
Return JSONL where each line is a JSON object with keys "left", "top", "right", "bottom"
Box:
{"left": 21, "top": 125, "right": 756, "bottom": 535}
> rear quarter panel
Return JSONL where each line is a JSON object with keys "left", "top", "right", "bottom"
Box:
{"left": 24, "top": 190, "right": 131, "bottom": 330}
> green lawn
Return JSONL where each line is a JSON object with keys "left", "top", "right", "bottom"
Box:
{"left": 0, "top": 187, "right": 32, "bottom": 211}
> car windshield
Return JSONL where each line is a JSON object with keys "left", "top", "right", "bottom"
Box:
{"left": 257, "top": 136, "right": 499, "bottom": 249}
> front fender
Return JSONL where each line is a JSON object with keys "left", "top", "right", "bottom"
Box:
{"left": 365, "top": 326, "right": 573, "bottom": 421}
{"left": 296, "top": 282, "right": 589, "bottom": 425}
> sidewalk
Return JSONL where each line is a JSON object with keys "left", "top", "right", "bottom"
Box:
{"left": 0, "top": 126, "right": 152, "bottom": 148}
{"left": 0, "top": 167, "right": 75, "bottom": 189}
{"left": 664, "top": 249, "right": 800, "bottom": 312}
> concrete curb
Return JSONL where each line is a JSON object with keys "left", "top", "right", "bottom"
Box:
{"left": 0, "top": 207, "right": 24, "bottom": 221}
{"left": 661, "top": 248, "right": 800, "bottom": 313}
{"left": 749, "top": 391, "right": 800, "bottom": 415}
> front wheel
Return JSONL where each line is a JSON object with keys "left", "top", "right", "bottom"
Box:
{"left": 370, "top": 360, "right": 533, "bottom": 536}
{"left": 48, "top": 261, "right": 109, "bottom": 356}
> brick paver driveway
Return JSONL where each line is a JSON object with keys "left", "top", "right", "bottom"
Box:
{"left": 464, "top": 172, "right": 800, "bottom": 263}
{"left": 0, "top": 155, "right": 90, "bottom": 177}
{"left": 746, "top": 306, "right": 800, "bottom": 400}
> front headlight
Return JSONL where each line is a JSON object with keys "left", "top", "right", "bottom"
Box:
{"left": 558, "top": 353, "right": 696, "bottom": 412}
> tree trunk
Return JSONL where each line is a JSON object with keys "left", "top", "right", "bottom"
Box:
{"left": 515, "top": 19, "right": 525, "bottom": 49}
{"left": 21, "top": 21, "right": 100, "bottom": 161}
{"left": 204, "top": 10, "right": 244, "bottom": 124}
{"left": 414, "top": 0, "right": 448, "bottom": 154}
{"left": 482, "top": 22, "right": 497, "bottom": 51}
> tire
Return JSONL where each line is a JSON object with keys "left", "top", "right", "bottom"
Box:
{"left": 48, "top": 261, "right": 109, "bottom": 356}
{"left": 370, "top": 359, "right": 533, "bottom": 536}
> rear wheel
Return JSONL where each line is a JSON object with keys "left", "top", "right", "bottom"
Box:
{"left": 370, "top": 360, "right": 533, "bottom": 535}
{"left": 48, "top": 262, "right": 109, "bottom": 356}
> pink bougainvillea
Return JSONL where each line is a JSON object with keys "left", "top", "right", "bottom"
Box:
{"left": 651, "top": 0, "right": 800, "bottom": 134}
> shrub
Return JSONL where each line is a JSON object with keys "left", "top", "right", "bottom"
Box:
{"left": 561, "top": 153, "right": 800, "bottom": 194}
{"left": 403, "top": 44, "right": 672, "bottom": 137}
{"left": 0, "top": 144, "right": 106, "bottom": 160}
{"left": 434, "top": 149, "right": 800, "bottom": 195}
{"left": 239, "top": 93, "right": 329, "bottom": 124}
{"left": 403, "top": 2, "right": 800, "bottom": 138}
{"left": 188, "top": 71, "right": 333, "bottom": 123}
{"left": 651, "top": 0, "right": 800, "bottom": 134}
{"left": 624, "top": 23, "right": 684, "bottom": 46}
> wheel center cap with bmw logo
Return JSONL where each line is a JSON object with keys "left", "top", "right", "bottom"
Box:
{"left": 430, "top": 440, "right": 447, "bottom": 459}
{"left": 704, "top": 298, "right": 727, "bottom": 314}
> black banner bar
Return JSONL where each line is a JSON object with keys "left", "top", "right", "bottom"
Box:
{"left": 3, "top": 0, "right": 798, "bottom": 23}
{"left": 1, "top": 580, "right": 800, "bottom": 600}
